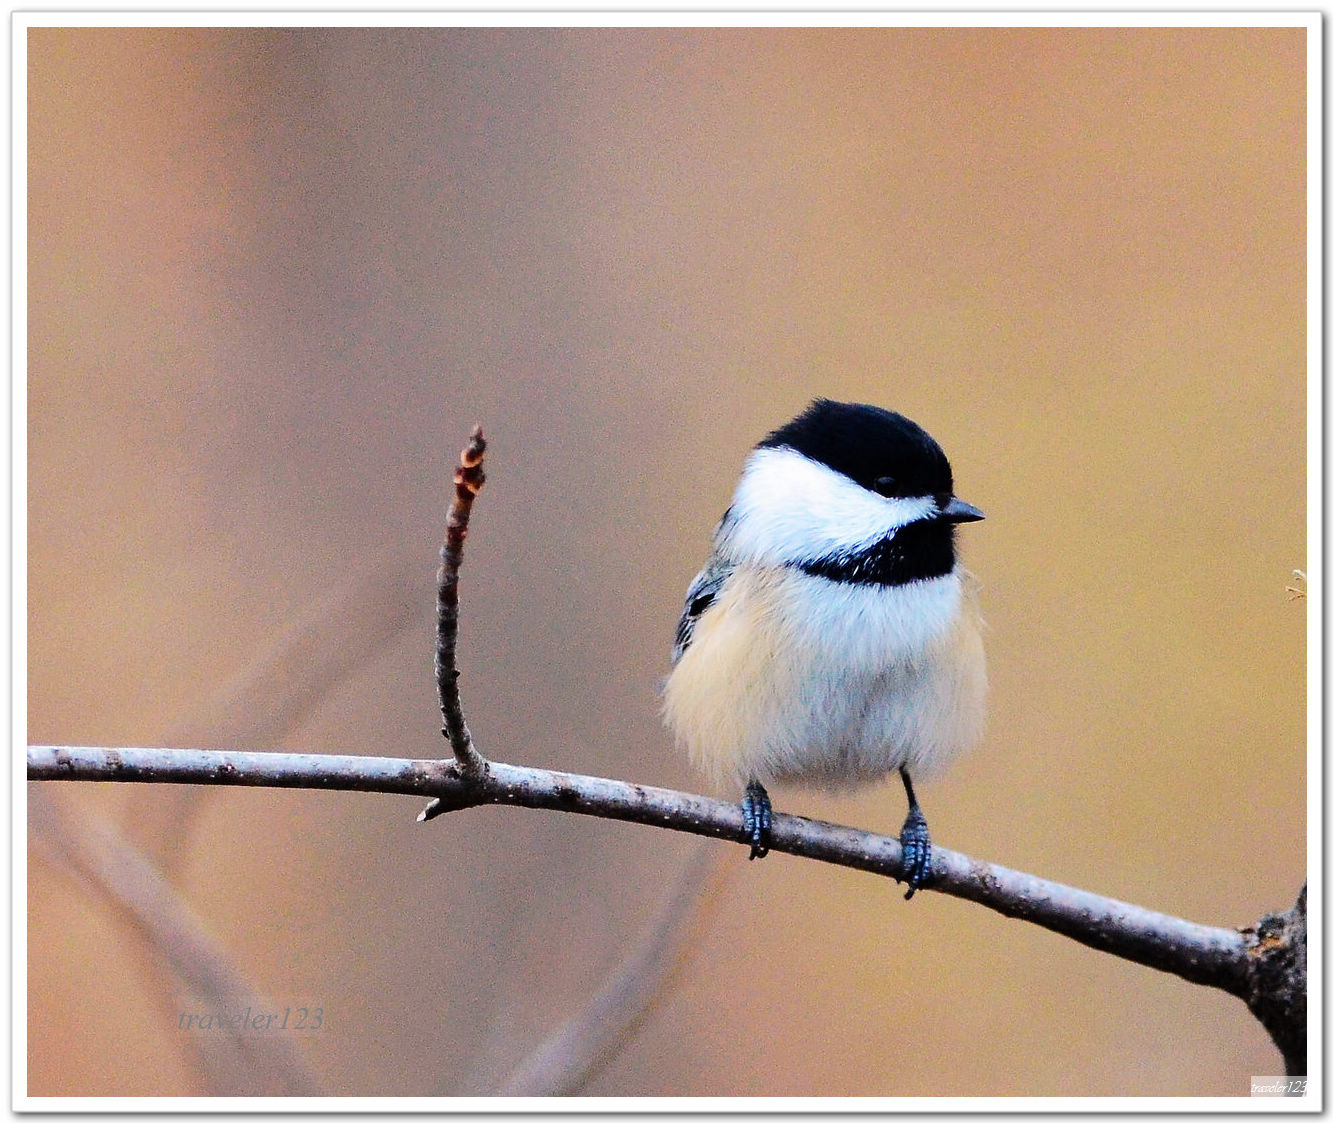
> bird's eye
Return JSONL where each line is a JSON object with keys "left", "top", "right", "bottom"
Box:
{"left": 873, "top": 476, "right": 901, "bottom": 497}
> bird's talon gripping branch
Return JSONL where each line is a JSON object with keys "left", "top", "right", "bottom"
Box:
{"left": 898, "top": 768, "right": 934, "bottom": 899}
{"left": 898, "top": 803, "right": 933, "bottom": 899}
{"left": 741, "top": 781, "right": 772, "bottom": 859}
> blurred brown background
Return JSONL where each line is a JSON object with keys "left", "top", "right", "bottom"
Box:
{"left": 27, "top": 26, "right": 1307, "bottom": 1098}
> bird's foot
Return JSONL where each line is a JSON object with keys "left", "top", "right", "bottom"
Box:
{"left": 741, "top": 781, "right": 772, "bottom": 860}
{"left": 898, "top": 804, "right": 933, "bottom": 899}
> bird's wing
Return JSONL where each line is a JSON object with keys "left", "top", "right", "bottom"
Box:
{"left": 672, "top": 558, "right": 734, "bottom": 664}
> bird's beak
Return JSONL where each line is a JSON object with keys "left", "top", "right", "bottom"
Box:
{"left": 940, "top": 496, "right": 985, "bottom": 523}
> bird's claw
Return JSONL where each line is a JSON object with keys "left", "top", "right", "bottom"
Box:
{"left": 899, "top": 804, "right": 933, "bottom": 899}
{"left": 741, "top": 782, "right": 772, "bottom": 860}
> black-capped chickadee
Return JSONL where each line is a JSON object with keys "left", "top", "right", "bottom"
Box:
{"left": 663, "top": 399, "right": 986, "bottom": 897}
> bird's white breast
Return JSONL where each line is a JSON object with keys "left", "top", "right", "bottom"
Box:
{"left": 662, "top": 564, "right": 986, "bottom": 792}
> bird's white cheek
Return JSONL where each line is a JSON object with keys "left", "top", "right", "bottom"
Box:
{"left": 722, "top": 446, "right": 933, "bottom": 566}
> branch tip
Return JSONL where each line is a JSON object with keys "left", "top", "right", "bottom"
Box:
{"left": 460, "top": 425, "right": 486, "bottom": 468}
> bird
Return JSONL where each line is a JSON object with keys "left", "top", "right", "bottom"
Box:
{"left": 662, "top": 398, "right": 986, "bottom": 898}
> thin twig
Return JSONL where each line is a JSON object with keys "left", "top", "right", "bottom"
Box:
{"left": 27, "top": 744, "right": 1254, "bottom": 997}
{"left": 433, "top": 424, "right": 488, "bottom": 783}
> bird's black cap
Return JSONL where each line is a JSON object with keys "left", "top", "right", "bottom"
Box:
{"left": 758, "top": 399, "right": 955, "bottom": 500}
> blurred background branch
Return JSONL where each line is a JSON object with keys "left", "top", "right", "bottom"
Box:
{"left": 481, "top": 839, "right": 725, "bottom": 1096}
{"left": 143, "top": 550, "right": 432, "bottom": 874}
{"left": 30, "top": 792, "right": 324, "bottom": 1096}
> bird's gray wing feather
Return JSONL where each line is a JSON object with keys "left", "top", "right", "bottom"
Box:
{"left": 672, "top": 558, "right": 734, "bottom": 663}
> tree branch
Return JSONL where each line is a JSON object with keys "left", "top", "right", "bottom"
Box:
{"left": 433, "top": 424, "right": 487, "bottom": 781}
{"left": 1239, "top": 885, "right": 1307, "bottom": 1076}
{"left": 27, "top": 744, "right": 1264, "bottom": 997}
